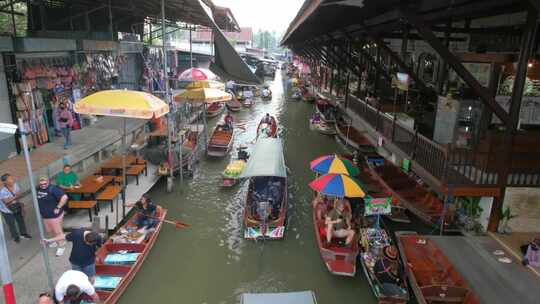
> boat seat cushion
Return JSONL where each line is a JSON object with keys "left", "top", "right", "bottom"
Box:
{"left": 104, "top": 252, "right": 140, "bottom": 265}
{"left": 94, "top": 275, "right": 122, "bottom": 290}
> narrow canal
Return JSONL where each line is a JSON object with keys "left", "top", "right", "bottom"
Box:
{"left": 120, "top": 71, "right": 376, "bottom": 304}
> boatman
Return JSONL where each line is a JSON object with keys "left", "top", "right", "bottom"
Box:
{"left": 128, "top": 193, "right": 157, "bottom": 229}
{"left": 262, "top": 113, "right": 272, "bottom": 124}
{"left": 44, "top": 229, "right": 102, "bottom": 283}
{"left": 224, "top": 112, "right": 234, "bottom": 130}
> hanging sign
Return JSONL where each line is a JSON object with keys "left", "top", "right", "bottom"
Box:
{"left": 365, "top": 197, "right": 392, "bottom": 216}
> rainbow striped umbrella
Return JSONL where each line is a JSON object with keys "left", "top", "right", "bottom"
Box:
{"left": 309, "top": 174, "right": 366, "bottom": 198}
{"left": 310, "top": 155, "right": 359, "bottom": 176}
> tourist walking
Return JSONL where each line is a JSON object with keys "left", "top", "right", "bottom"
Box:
{"left": 54, "top": 270, "right": 100, "bottom": 304}
{"left": 44, "top": 228, "right": 102, "bottom": 282}
{"left": 58, "top": 102, "right": 73, "bottom": 149}
{"left": 37, "top": 176, "right": 68, "bottom": 256}
{"left": 0, "top": 173, "right": 31, "bottom": 243}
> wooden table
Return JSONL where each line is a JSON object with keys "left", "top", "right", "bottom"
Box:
{"left": 64, "top": 175, "right": 114, "bottom": 198}
{"left": 100, "top": 155, "right": 138, "bottom": 171}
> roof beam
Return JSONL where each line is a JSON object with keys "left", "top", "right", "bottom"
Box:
{"left": 400, "top": 6, "right": 510, "bottom": 126}
{"left": 528, "top": 0, "right": 540, "bottom": 13}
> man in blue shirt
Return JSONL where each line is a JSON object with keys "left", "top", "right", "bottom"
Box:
{"left": 37, "top": 176, "right": 69, "bottom": 256}
{"left": 0, "top": 173, "right": 31, "bottom": 243}
{"left": 45, "top": 229, "right": 102, "bottom": 282}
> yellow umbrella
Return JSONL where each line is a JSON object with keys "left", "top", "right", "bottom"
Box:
{"left": 173, "top": 88, "right": 232, "bottom": 103}
{"left": 185, "top": 80, "right": 225, "bottom": 90}
{"left": 74, "top": 89, "right": 169, "bottom": 224}
{"left": 74, "top": 90, "right": 169, "bottom": 119}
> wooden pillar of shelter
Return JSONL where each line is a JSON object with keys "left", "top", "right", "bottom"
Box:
{"left": 487, "top": 7, "right": 539, "bottom": 232}
{"left": 373, "top": 45, "right": 381, "bottom": 95}
{"left": 39, "top": 0, "right": 47, "bottom": 30}
{"left": 437, "top": 20, "right": 452, "bottom": 95}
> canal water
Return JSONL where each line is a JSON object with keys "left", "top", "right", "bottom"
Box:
{"left": 119, "top": 71, "right": 377, "bottom": 304}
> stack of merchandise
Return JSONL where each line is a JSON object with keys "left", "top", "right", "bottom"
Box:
{"left": 11, "top": 82, "right": 49, "bottom": 149}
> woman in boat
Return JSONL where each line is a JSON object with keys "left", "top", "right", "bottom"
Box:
{"left": 325, "top": 200, "right": 355, "bottom": 246}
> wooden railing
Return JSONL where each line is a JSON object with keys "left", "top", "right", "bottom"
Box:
{"left": 345, "top": 95, "right": 540, "bottom": 187}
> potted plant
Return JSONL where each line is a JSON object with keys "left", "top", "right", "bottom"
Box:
{"left": 498, "top": 206, "right": 518, "bottom": 234}
{"left": 458, "top": 197, "right": 483, "bottom": 233}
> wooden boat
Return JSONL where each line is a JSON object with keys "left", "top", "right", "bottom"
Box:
{"left": 207, "top": 124, "right": 234, "bottom": 157}
{"left": 315, "top": 99, "right": 336, "bottom": 123}
{"left": 309, "top": 114, "right": 336, "bottom": 135}
{"left": 226, "top": 98, "right": 242, "bottom": 112}
{"left": 335, "top": 117, "right": 371, "bottom": 149}
{"left": 242, "top": 138, "right": 288, "bottom": 240}
{"left": 395, "top": 231, "right": 481, "bottom": 304}
{"left": 369, "top": 161, "right": 448, "bottom": 228}
{"left": 88, "top": 206, "right": 167, "bottom": 304}
{"left": 206, "top": 102, "right": 225, "bottom": 118}
{"left": 261, "top": 88, "right": 272, "bottom": 101}
{"left": 256, "top": 116, "right": 278, "bottom": 139}
{"left": 241, "top": 97, "right": 254, "bottom": 108}
{"left": 312, "top": 197, "right": 359, "bottom": 276}
{"left": 359, "top": 224, "right": 409, "bottom": 303}
{"left": 222, "top": 146, "right": 249, "bottom": 187}
{"left": 301, "top": 86, "right": 316, "bottom": 102}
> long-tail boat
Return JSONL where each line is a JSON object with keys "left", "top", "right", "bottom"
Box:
{"left": 256, "top": 116, "right": 278, "bottom": 139}
{"left": 207, "top": 124, "right": 234, "bottom": 157}
{"left": 89, "top": 206, "right": 167, "bottom": 303}
{"left": 312, "top": 196, "right": 359, "bottom": 276}
{"left": 395, "top": 231, "right": 481, "bottom": 304}
{"left": 241, "top": 138, "right": 288, "bottom": 240}
{"left": 315, "top": 98, "right": 336, "bottom": 123}
{"left": 226, "top": 98, "right": 242, "bottom": 112}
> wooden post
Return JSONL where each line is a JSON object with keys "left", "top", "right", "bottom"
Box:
{"left": 487, "top": 8, "right": 538, "bottom": 232}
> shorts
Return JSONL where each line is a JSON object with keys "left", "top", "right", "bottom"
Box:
{"left": 333, "top": 229, "right": 349, "bottom": 238}
{"left": 72, "top": 263, "right": 96, "bottom": 278}
{"left": 43, "top": 213, "right": 64, "bottom": 233}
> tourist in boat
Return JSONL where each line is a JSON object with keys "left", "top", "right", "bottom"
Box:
{"left": 37, "top": 176, "right": 68, "bottom": 257}
{"left": 522, "top": 238, "right": 540, "bottom": 267}
{"left": 0, "top": 173, "right": 31, "bottom": 243}
{"left": 314, "top": 193, "right": 331, "bottom": 221}
{"left": 129, "top": 193, "right": 157, "bottom": 229}
{"left": 224, "top": 112, "right": 234, "bottom": 130}
{"left": 325, "top": 200, "right": 355, "bottom": 246}
{"left": 374, "top": 246, "right": 402, "bottom": 286}
{"left": 44, "top": 229, "right": 102, "bottom": 283}
{"left": 54, "top": 270, "right": 100, "bottom": 304}
{"left": 38, "top": 292, "right": 54, "bottom": 304}
{"left": 262, "top": 113, "right": 273, "bottom": 124}
{"left": 56, "top": 164, "right": 81, "bottom": 200}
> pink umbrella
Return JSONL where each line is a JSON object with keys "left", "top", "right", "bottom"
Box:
{"left": 178, "top": 68, "right": 218, "bottom": 82}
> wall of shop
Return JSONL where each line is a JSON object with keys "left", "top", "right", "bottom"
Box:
{"left": 504, "top": 187, "right": 540, "bottom": 232}
{"left": 0, "top": 37, "right": 17, "bottom": 160}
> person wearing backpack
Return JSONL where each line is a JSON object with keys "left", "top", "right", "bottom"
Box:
{"left": 0, "top": 173, "right": 31, "bottom": 243}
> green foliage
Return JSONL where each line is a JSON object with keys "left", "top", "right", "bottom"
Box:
{"left": 253, "top": 30, "right": 280, "bottom": 52}
{"left": 0, "top": 3, "right": 27, "bottom": 36}
{"left": 501, "top": 206, "right": 517, "bottom": 221}
{"left": 459, "top": 196, "right": 483, "bottom": 219}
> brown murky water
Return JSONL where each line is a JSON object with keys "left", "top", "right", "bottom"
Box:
{"left": 119, "top": 71, "right": 378, "bottom": 304}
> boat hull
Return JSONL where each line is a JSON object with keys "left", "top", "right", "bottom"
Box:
{"left": 312, "top": 198, "right": 359, "bottom": 276}
{"left": 395, "top": 232, "right": 481, "bottom": 304}
{"left": 310, "top": 119, "right": 336, "bottom": 135}
{"left": 206, "top": 102, "right": 226, "bottom": 118}
{"left": 208, "top": 126, "right": 234, "bottom": 157}
{"left": 91, "top": 206, "right": 167, "bottom": 304}
{"left": 243, "top": 177, "right": 288, "bottom": 240}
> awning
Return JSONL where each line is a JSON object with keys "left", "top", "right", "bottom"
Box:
{"left": 241, "top": 291, "right": 317, "bottom": 304}
{"left": 241, "top": 138, "right": 287, "bottom": 178}
{"left": 211, "top": 25, "right": 261, "bottom": 84}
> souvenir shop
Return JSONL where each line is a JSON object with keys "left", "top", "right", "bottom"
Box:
{"left": 4, "top": 38, "right": 126, "bottom": 151}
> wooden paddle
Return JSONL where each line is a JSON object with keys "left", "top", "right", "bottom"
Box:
{"left": 138, "top": 212, "right": 191, "bottom": 229}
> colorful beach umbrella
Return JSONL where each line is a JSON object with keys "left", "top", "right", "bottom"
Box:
{"left": 310, "top": 155, "right": 359, "bottom": 176}
{"left": 173, "top": 88, "right": 232, "bottom": 103}
{"left": 74, "top": 89, "right": 169, "bottom": 119}
{"left": 178, "top": 68, "right": 218, "bottom": 82}
{"left": 309, "top": 173, "right": 366, "bottom": 198}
